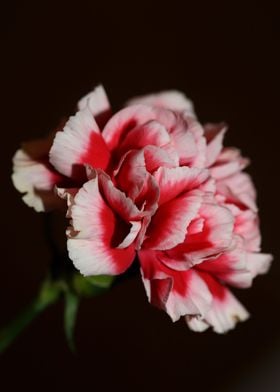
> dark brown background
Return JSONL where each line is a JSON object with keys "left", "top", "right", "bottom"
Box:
{"left": 1, "top": 1, "right": 279, "bottom": 391}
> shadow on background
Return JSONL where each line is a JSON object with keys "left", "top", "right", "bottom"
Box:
{"left": 0, "top": 1, "right": 279, "bottom": 391}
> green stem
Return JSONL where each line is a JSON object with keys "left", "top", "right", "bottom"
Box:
{"left": 0, "top": 279, "right": 61, "bottom": 353}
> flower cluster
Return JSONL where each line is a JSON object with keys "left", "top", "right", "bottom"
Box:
{"left": 12, "top": 86, "right": 272, "bottom": 333}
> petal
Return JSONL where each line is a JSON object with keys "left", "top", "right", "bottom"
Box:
{"left": 234, "top": 209, "right": 261, "bottom": 252}
{"left": 143, "top": 145, "right": 178, "bottom": 172}
{"left": 210, "top": 147, "right": 250, "bottom": 180}
{"left": 12, "top": 146, "right": 64, "bottom": 212}
{"left": 114, "top": 149, "right": 160, "bottom": 214}
{"left": 143, "top": 190, "right": 203, "bottom": 250}
{"left": 246, "top": 252, "right": 273, "bottom": 278}
{"left": 139, "top": 250, "right": 212, "bottom": 321}
{"left": 118, "top": 120, "right": 171, "bottom": 156}
{"left": 154, "top": 166, "right": 209, "bottom": 205}
{"left": 165, "top": 269, "right": 212, "bottom": 322}
{"left": 217, "top": 172, "right": 257, "bottom": 212}
{"left": 116, "top": 221, "right": 142, "bottom": 249}
{"left": 102, "top": 104, "right": 159, "bottom": 151}
{"left": 50, "top": 107, "right": 111, "bottom": 180}
{"left": 78, "top": 84, "right": 112, "bottom": 128}
{"left": 186, "top": 272, "right": 249, "bottom": 333}
{"left": 204, "top": 123, "right": 227, "bottom": 167}
{"left": 186, "top": 119, "right": 207, "bottom": 167}
{"left": 164, "top": 202, "right": 234, "bottom": 269}
{"left": 185, "top": 317, "right": 209, "bottom": 332}
{"left": 67, "top": 176, "right": 135, "bottom": 275}
{"left": 169, "top": 116, "right": 205, "bottom": 167}
{"left": 126, "top": 90, "right": 195, "bottom": 115}
{"left": 198, "top": 235, "right": 252, "bottom": 288}
{"left": 56, "top": 187, "right": 79, "bottom": 218}
{"left": 102, "top": 104, "right": 190, "bottom": 156}
{"left": 97, "top": 169, "right": 143, "bottom": 221}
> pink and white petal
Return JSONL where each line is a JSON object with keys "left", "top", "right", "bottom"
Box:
{"left": 185, "top": 315, "right": 209, "bottom": 332}
{"left": 12, "top": 149, "right": 63, "bottom": 212}
{"left": 103, "top": 104, "right": 188, "bottom": 153}
{"left": 126, "top": 90, "right": 195, "bottom": 116}
{"left": 199, "top": 177, "right": 216, "bottom": 193}
{"left": 118, "top": 120, "right": 171, "bottom": 155}
{"left": 50, "top": 107, "right": 110, "bottom": 180}
{"left": 165, "top": 269, "right": 212, "bottom": 322}
{"left": 211, "top": 148, "right": 250, "bottom": 180}
{"left": 98, "top": 170, "right": 143, "bottom": 221}
{"left": 139, "top": 250, "right": 212, "bottom": 321}
{"left": 117, "top": 221, "right": 142, "bottom": 249}
{"left": 56, "top": 187, "right": 79, "bottom": 218}
{"left": 143, "top": 190, "right": 203, "bottom": 250}
{"left": 115, "top": 149, "right": 149, "bottom": 200}
{"left": 143, "top": 145, "right": 178, "bottom": 172}
{"left": 217, "top": 172, "right": 257, "bottom": 212}
{"left": 104, "top": 105, "right": 203, "bottom": 167}
{"left": 187, "top": 218, "right": 204, "bottom": 235}
{"left": 246, "top": 252, "right": 273, "bottom": 278}
{"left": 218, "top": 147, "right": 247, "bottom": 162}
{"left": 204, "top": 123, "right": 227, "bottom": 167}
{"left": 165, "top": 202, "right": 234, "bottom": 269}
{"left": 77, "top": 84, "right": 112, "bottom": 128}
{"left": 187, "top": 272, "right": 250, "bottom": 333}
{"left": 198, "top": 235, "right": 252, "bottom": 288}
{"left": 188, "top": 119, "right": 207, "bottom": 168}
{"left": 134, "top": 173, "right": 160, "bottom": 216}
{"left": 115, "top": 149, "right": 160, "bottom": 214}
{"left": 168, "top": 116, "right": 198, "bottom": 166}
{"left": 154, "top": 166, "right": 209, "bottom": 205}
{"left": 67, "top": 177, "right": 135, "bottom": 276}
{"left": 234, "top": 209, "right": 261, "bottom": 252}
{"left": 102, "top": 105, "right": 159, "bottom": 151}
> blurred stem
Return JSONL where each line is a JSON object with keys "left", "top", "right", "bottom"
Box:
{"left": 64, "top": 290, "right": 79, "bottom": 352}
{"left": 0, "top": 279, "right": 61, "bottom": 353}
{"left": 0, "top": 214, "right": 139, "bottom": 354}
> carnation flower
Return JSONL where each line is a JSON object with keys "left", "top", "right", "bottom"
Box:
{"left": 12, "top": 85, "right": 272, "bottom": 333}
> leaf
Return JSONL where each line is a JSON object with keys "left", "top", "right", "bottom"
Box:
{"left": 86, "top": 275, "right": 115, "bottom": 288}
{"left": 64, "top": 290, "right": 79, "bottom": 352}
{"left": 0, "top": 279, "right": 61, "bottom": 354}
{"left": 72, "top": 274, "right": 115, "bottom": 297}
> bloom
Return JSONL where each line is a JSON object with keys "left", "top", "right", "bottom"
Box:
{"left": 12, "top": 85, "right": 272, "bottom": 333}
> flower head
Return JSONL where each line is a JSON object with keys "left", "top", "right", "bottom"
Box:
{"left": 12, "top": 85, "right": 272, "bottom": 333}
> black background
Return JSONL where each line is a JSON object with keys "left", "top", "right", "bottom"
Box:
{"left": 1, "top": 1, "right": 279, "bottom": 391}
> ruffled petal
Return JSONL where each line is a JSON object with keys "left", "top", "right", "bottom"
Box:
{"left": 154, "top": 166, "right": 209, "bottom": 205}
{"left": 114, "top": 149, "right": 160, "bottom": 214}
{"left": 187, "top": 119, "right": 207, "bottom": 168}
{"left": 169, "top": 116, "right": 206, "bottom": 167}
{"left": 233, "top": 209, "right": 261, "bottom": 252}
{"left": 217, "top": 172, "right": 257, "bottom": 212}
{"left": 67, "top": 175, "right": 135, "bottom": 276}
{"left": 246, "top": 252, "right": 273, "bottom": 278}
{"left": 78, "top": 84, "right": 112, "bottom": 128}
{"left": 97, "top": 169, "right": 143, "bottom": 221}
{"left": 139, "top": 250, "right": 212, "bottom": 321}
{"left": 186, "top": 272, "right": 249, "bottom": 333}
{"left": 12, "top": 143, "right": 64, "bottom": 212}
{"left": 118, "top": 120, "right": 171, "bottom": 156}
{"left": 204, "top": 123, "right": 227, "bottom": 167}
{"left": 102, "top": 105, "right": 159, "bottom": 151}
{"left": 210, "top": 147, "right": 250, "bottom": 180}
{"left": 50, "top": 107, "right": 111, "bottom": 180}
{"left": 165, "top": 202, "right": 234, "bottom": 269}
{"left": 102, "top": 104, "right": 195, "bottom": 161}
{"left": 198, "top": 235, "right": 252, "bottom": 288}
{"left": 126, "top": 90, "right": 195, "bottom": 116}
{"left": 143, "top": 190, "right": 203, "bottom": 250}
